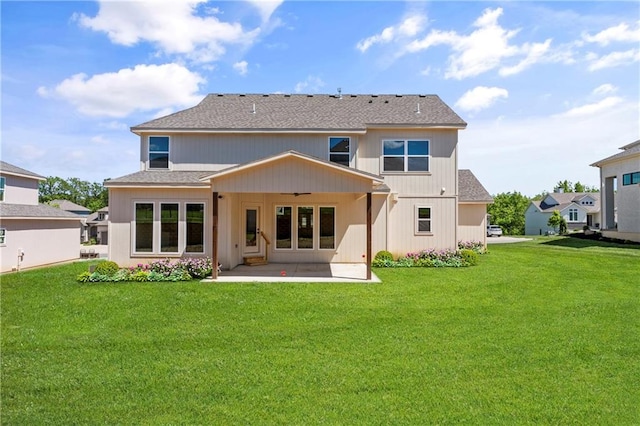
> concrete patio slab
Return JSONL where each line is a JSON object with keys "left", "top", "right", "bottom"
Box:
{"left": 203, "top": 263, "right": 381, "bottom": 283}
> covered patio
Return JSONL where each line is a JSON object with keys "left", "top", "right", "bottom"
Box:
{"left": 204, "top": 263, "right": 381, "bottom": 283}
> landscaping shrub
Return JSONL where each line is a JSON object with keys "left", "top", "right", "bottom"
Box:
{"left": 373, "top": 250, "right": 395, "bottom": 267}
{"left": 94, "top": 261, "right": 119, "bottom": 277}
{"left": 458, "top": 240, "right": 486, "bottom": 254}
{"left": 459, "top": 249, "right": 479, "bottom": 266}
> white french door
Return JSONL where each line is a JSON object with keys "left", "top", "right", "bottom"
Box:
{"left": 243, "top": 205, "right": 261, "bottom": 254}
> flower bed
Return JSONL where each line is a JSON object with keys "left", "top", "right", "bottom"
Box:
{"left": 77, "top": 258, "right": 214, "bottom": 283}
{"left": 372, "top": 241, "right": 484, "bottom": 268}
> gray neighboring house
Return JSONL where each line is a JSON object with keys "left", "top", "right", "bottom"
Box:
{"left": 0, "top": 161, "right": 82, "bottom": 272}
{"left": 86, "top": 206, "right": 109, "bottom": 244}
{"left": 591, "top": 139, "right": 640, "bottom": 243}
{"left": 524, "top": 191, "right": 601, "bottom": 235}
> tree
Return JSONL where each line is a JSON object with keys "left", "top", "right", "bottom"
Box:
{"left": 487, "top": 191, "right": 531, "bottom": 235}
{"left": 547, "top": 210, "right": 563, "bottom": 233}
{"left": 39, "top": 176, "right": 108, "bottom": 212}
{"left": 555, "top": 180, "right": 572, "bottom": 193}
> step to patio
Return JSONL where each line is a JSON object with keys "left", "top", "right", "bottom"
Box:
{"left": 243, "top": 256, "right": 268, "bottom": 266}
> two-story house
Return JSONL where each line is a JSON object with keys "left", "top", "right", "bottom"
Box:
{"left": 105, "top": 94, "right": 492, "bottom": 278}
{"left": 525, "top": 191, "right": 601, "bottom": 235}
{"left": 591, "top": 140, "right": 640, "bottom": 243}
{"left": 0, "top": 161, "right": 82, "bottom": 273}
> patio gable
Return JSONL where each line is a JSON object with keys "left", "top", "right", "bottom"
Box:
{"left": 202, "top": 150, "right": 383, "bottom": 193}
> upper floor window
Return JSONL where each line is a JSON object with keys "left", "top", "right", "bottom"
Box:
{"left": 0, "top": 177, "right": 5, "bottom": 201}
{"left": 149, "top": 136, "right": 169, "bottom": 169}
{"left": 382, "top": 140, "right": 429, "bottom": 172}
{"left": 329, "top": 137, "right": 350, "bottom": 166}
{"left": 622, "top": 171, "right": 640, "bottom": 186}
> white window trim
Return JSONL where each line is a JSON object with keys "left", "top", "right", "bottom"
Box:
{"left": 148, "top": 135, "right": 170, "bottom": 170}
{"left": 185, "top": 202, "right": 206, "bottom": 254}
{"left": 328, "top": 136, "right": 351, "bottom": 167}
{"left": 274, "top": 205, "right": 293, "bottom": 251}
{"left": 381, "top": 139, "right": 430, "bottom": 174}
{"left": 0, "top": 228, "right": 6, "bottom": 245}
{"left": 132, "top": 200, "right": 207, "bottom": 257}
{"left": 297, "top": 205, "right": 315, "bottom": 250}
{"left": 318, "top": 206, "right": 336, "bottom": 250}
{"left": 415, "top": 205, "right": 433, "bottom": 235}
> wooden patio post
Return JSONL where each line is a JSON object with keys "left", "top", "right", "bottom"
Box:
{"left": 212, "top": 192, "right": 219, "bottom": 279}
{"left": 367, "top": 192, "right": 372, "bottom": 280}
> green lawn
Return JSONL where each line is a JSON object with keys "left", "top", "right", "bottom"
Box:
{"left": 2, "top": 237, "right": 639, "bottom": 424}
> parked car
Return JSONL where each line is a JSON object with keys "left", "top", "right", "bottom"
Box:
{"left": 487, "top": 225, "right": 503, "bottom": 237}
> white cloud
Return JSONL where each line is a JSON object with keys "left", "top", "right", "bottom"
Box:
{"left": 587, "top": 48, "right": 640, "bottom": 71}
{"left": 246, "top": 0, "right": 284, "bottom": 23}
{"left": 357, "top": 14, "right": 426, "bottom": 52}
{"left": 592, "top": 84, "right": 617, "bottom": 96}
{"left": 583, "top": 22, "right": 640, "bottom": 46}
{"left": 455, "top": 86, "right": 508, "bottom": 112}
{"left": 233, "top": 60, "right": 249, "bottom": 76}
{"left": 555, "top": 96, "right": 624, "bottom": 118}
{"left": 38, "top": 63, "right": 205, "bottom": 118}
{"left": 459, "top": 99, "right": 639, "bottom": 196}
{"left": 404, "top": 8, "right": 558, "bottom": 79}
{"left": 75, "top": 0, "right": 261, "bottom": 63}
{"left": 294, "top": 75, "right": 325, "bottom": 93}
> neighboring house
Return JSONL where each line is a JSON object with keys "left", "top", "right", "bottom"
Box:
{"left": 105, "top": 94, "right": 492, "bottom": 278}
{"left": 48, "top": 199, "right": 92, "bottom": 242}
{"left": 86, "top": 206, "right": 109, "bottom": 244}
{"left": 591, "top": 140, "right": 640, "bottom": 243}
{"left": 0, "top": 161, "right": 82, "bottom": 273}
{"left": 525, "top": 191, "right": 601, "bottom": 235}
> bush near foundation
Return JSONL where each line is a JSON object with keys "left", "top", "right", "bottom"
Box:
{"left": 76, "top": 258, "right": 213, "bottom": 283}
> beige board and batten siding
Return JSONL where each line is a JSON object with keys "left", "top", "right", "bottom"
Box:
{"left": 108, "top": 187, "right": 212, "bottom": 267}
{"left": 599, "top": 157, "right": 640, "bottom": 240}
{"left": 387, "top": 197, "right": 457, "bottom": 257}
{"left": 458, "top": 204, "right": 488, "bottom": 244}
{"left": 211, "top": 156, "right": 374, "bottom": 194}
{"left": 356, "top": 128, "right": 458, "bottom": 195}
{"left": 144, "top": 133, "right": 362, "bottom": 172}
{"left": 1, "top": 220, "right": 80, "bottom": 273}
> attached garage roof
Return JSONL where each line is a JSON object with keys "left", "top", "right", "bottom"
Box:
{"left": 0, "top": 203, "right": 83, "bottom": 220}
{"left": 458, "top": 169, "right": 493, "bottom": 203}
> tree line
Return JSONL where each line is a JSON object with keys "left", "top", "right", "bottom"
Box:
{"left": 487, "top": 180, "right": 598, "bottom": 235}
{"left": 39, "top": 177, "right": 108, "bottom": 212}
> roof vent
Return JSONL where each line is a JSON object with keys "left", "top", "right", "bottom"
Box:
{"left": 337, "top": 88, "right": 342, "bottom": 99}
{"left": 416, "top": 103, "right": 421, "bottom": 114}
{"left": 251, "top": 103, "right": 256, "bottom": 114}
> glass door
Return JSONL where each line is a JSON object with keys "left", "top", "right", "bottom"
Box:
{"left": 244, "top": 206, "right": 260, "bottom": 254}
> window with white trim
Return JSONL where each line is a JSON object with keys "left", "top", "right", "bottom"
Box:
{"left": 0, "top": 228, "right": 6, "bottom": 245}
{"left": 382, "top": 140, "right": 429, "bottom": 172}
{"left": 298, "top": 206, "right": 314, "bottom": 249}
{"left": 622, "top": 171, "right": 640, "bottom": 186}
{"left": 0, "top": 177, "right": 5, "bottom": 202}
{"left": 134, "top": 203, "right": 154, "bottom": 253}
{"left": 149, "top": 136, "right": 169, "bottom": 169}
{"left": 275, "top": 206, "right": 293, "bottom": 249}
{"left": 415, "top": 206, "right": 432, "bottom": 234}
{"left": 329, "top": 137, "right": 350, "bottom": 166}
{"left": 569, "top": 208, "right": 578, "bottom": 222}
{"left": 133, "top": 201, "right": 206, "bottom": 255}
{"left": 319, "top": 206, "right": 335, "bottom": 249}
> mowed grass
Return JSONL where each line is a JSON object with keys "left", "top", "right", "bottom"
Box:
{"left": 1, "top": 237, "right": 639, "bottom": 424}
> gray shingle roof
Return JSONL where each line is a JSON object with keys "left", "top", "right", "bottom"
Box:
{"left": 591, "top": 140, "right": 640, "bottom": 166}
{"left": 534, "top": 192, "right": 600, "bottom": 213}
{"left": 0, "top": 203, "right": 83, "bottom": 219}
{"left": 48, "top": 199, "right": 91, "bottom": 212}
{"left": 132, "top": 94, "right": 467, "bottom": 132}
{"left": 105, "top": 170, "right": 211, "bottom": 187}
{"left": 0, "top": 161, "right": 46, "bottom": 180}
{"left": 458, "top": 170, "right": 493, "bottom": 203}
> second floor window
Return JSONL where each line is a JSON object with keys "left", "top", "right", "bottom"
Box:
{"left": 329, "top": 137, "right": 350, "bottom": 166}
{"left": 622, "top": 171, "right": 640, "bottom": 186}
{"left": 382, "top": 140, "right": 429, "bottom": 172}
{"left": 0, "top": 177, "right": 5, "bottom": 201}
{"left": 149, "top": 136, "right": 169, "bottom": 169}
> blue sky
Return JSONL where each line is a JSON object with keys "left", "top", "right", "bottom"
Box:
{"left": 2, "top": 1, "right": 639, "bottom": 196}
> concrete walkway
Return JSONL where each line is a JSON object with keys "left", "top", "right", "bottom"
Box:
{"left": 487, "top": 236, "right": 532, "bottom": 244}
{"left": 205, "top": 263, "right": 381, "bottom": 283}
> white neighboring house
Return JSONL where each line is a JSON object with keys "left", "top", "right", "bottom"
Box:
{"left": 591, "top": 140, "right": 640, "bottom": 243}
{"left": 525, "top": 191, "right": 601, "bottom": 235}
{"left": 0, "top": 161, "right": 83, "bottom": 273}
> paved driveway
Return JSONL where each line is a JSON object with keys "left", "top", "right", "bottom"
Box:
{"left": 487, "top": 236, "right": 532, "bottom": 244}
